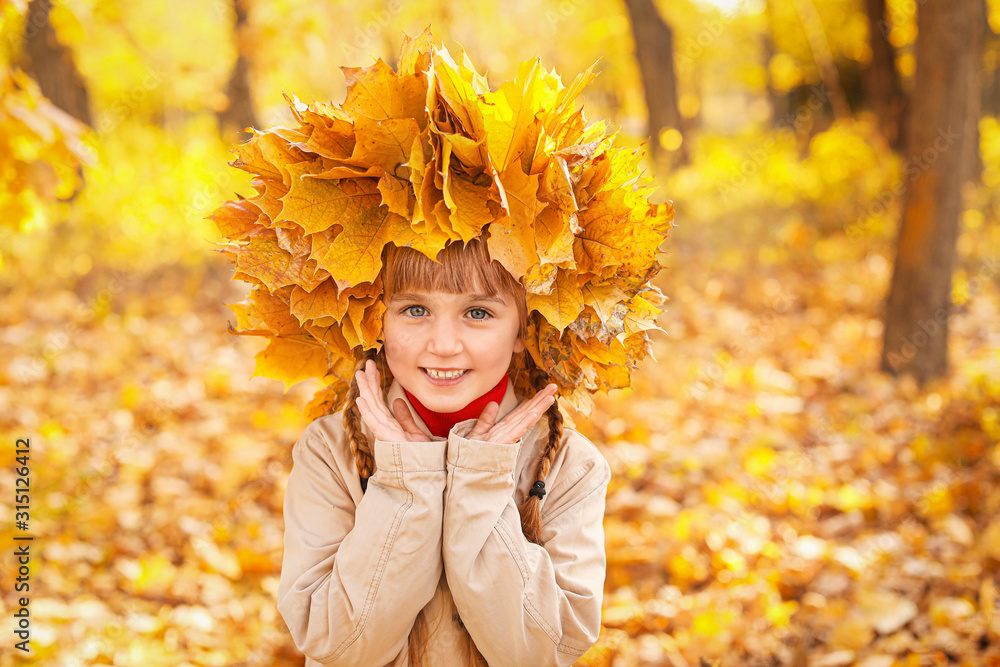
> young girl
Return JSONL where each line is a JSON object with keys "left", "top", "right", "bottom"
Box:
{"left": 277, "top": 237, "right": 613, "bottom": 666}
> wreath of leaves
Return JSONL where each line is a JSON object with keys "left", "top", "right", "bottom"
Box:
{"left": 208, "top": 27, "right": 674, "bottom": 420}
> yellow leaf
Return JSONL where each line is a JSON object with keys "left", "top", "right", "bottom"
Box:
{"left": 305, "top": 318, "right": 354, "bottom": 363}
{"left": 526, "top": 268, "right": 584, "bottom": 330}
{"left": 444, "top": 171, "right": 494, "bottom": 242}
{"left": 340, "top": 58, "right": 427, "bottom": 125}
{"left": 534, "top": 155, "right": 579, "bottom": 265}
{"left": 397, "top": 26, "right": 434, "bottom": 76}
{"left": 432, "top": 46, "right": 489, "bottom": 140}
{"left": 304, "top": 367, "right": 354, "bottom": 421}
{"left": 304, "top": 122, "right": 355, "bottom": 162}
{"left": 253, "top": 335, "right": 329, "bottom": 392}
{"left": 280, "top": 159, "right": 372, "bottom": 235}
{"left": 249, "top": 175, "right": 289, "bottom": 222}
{"left": 440, "top": 130, "right": 485, "bottom": 171}
{"left": 378, "top": 174, "right": 413, "bottom": 219}
{"left": 207, "top": 199, "right": 264, "bottom": 240}
{"left": 481, "top": 57, "right": 548, "bottom": 174}
{"left": 289, "top": 280, "right": 345, "bottom": 324}
{"left": 487, "top": 160, "right": 544, "bottom": 280}
{"left": 236, "top": 229, "right": 327, "bottom": 293}
{"left": 250, "top": 287, "right": 301, "bottom": 334}
{"left": 350, "top": 117, "right": 421, "bottom": 174}
{"left": 310, "top": 203, "right": 412, "bottom": 285}
{"left": 231, "top": 129, "right": 286, "bottom": 182}
{"left": 581, "top": 283, "right": 627, "bottom": 329}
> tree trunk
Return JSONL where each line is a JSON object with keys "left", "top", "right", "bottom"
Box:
{"left": 880, "top": 0, "right": 982, "bottom": 383}
{"left": 984, "top": 23, "right": 1000, "bottom": 118}
{"left": 762, "top": 1, "right": 789, "bottom": 128}
{"left": 19, "top": 0, "right": 92, "bottom": 126}
{"left": 622, "top": 0, "right": 689, "bottom": 169}
{"left": 967, "top": 0, "right": 991, "bottom": 183}
{"left": 217, "top": 0, "right": 259, "bottom": 143}
{"left": 863, "top": 0, "right": 906, "bottom": 150}
{"left": 789, "top": 0, "right": 851, "bottom": 120}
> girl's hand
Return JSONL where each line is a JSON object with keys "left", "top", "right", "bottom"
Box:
{"left": 464, "top": 382, "right": 558, "bottom": 444}
{"left": 354, "top": 359, "right": 431, "bottom": 443}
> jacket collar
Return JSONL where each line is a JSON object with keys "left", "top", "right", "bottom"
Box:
{"left": 384, "top": 375, "right": 522, "bottom": 440}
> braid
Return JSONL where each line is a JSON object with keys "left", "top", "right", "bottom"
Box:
{"left": 516, "top": 354, "right": 564, "bottom": 547}
{"left": 342, "top": 346, "right": 387, "bottom": 484}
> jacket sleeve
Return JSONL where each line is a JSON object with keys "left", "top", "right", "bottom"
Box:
{"left": 441, "top": 422, "right": 612, "bottom": 666}
{"left": 277, "top": 423, "right": 447, "bottom": 665}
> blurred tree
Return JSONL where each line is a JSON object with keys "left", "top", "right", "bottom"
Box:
{"left": 880, "top": 0, "right": 984, "bottom": 383}
{"left": 968, "top": 0, "right": 996, "bottom": 183}
{"left": 217, "top": 0, "right": 259, "bottom": 143}
{"left": 622, "top": 0, "right": 688, "bottom": 168}
{"left": 789, "top": 0, "right": 850, "bottom": 120}
{"left": 18, "top": 0, "right": 91, "bottom": 126}
{"left": 985, "top": 23, "right": 1000, "bottom": 119}
{"left": 0, "top": 64, "right": 89, "bottom": 238}
{"left": 862, "top": 0, "right": 906, "bottom": 150}
{"left": 762, "top": 1, "right": 790, "bottom": 128}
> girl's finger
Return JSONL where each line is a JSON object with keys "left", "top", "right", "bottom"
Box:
{"left": 364, "top": 360, "right": 392, "bottom": 420}
{"left": 356, "top": 367, "right": 375, "bottom": 410}
{"left": 489, "top": 392, "right": 554, "bottom": 443}
{"left": 467, "top": 401, "right": 499, "bottom": 438}
{"left": 501, "top": 383, "right": 557, "bottom": 427}
{"left": 497, "top": 410, "right": 541, "bottom": 444}
{"left": 363, "top": 360, "right": 381, "bottom": 410}
{"left": 392, "top": 399, "right": 428, "bottom": 440}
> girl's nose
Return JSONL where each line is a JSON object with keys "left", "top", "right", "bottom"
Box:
{"left": 426, "top": 320, "right": 464, "bottom": 355}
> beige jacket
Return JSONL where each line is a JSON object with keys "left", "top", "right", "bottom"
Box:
{"left": 277, "top": 376, "right": 612, "bottom": 666}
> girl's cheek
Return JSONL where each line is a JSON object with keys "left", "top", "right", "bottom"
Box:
{"left": 383, "top": 322, "right": 416, "bottom": 349}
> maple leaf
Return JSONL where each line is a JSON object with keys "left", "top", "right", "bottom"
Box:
{"left": 526, "top": 268, "right": 585, "bottom": 331}
{"left": 207, "top": 199, "right": 264, "bottom": 240}
{"left": 486, "top": 160, "right": 545, "bottom": 281}
{"left": 253, "top": 334, "right": 329, "bottom": 393}
{"left": 481, "top": 57, "right": 548, "bottom": 174}
{"left": 235, "top": 229, "right": 326, "bottom": 293}
{"left": 279, "top": 160, "right": 370, "bottom": 235}
{"left": 340, "top": 58, "right": 427, "bottom": 126}
{"left": 289, "top": 281, "right": 345, "bottom": 325}
{"left": 309, "top": 208, "right": 412, "bottom": 285}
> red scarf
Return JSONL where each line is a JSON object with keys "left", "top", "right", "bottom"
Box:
{"left": 403, "top": 373, "right": 509, "bottom": 437}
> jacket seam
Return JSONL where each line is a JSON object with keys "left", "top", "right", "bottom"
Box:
{"left": 522, "top": 595, "right": 588, "bottom": 654}
{"left": 494, "top": 518, "right": 530, "bottom": 583}
{"left": 541, "top": 461, "right": 611, "bottom": 525}
{"left": 556, "top": 643, "right": 588, "bottom": 656}
{"left": 448, "top": 464, "right": 511, "bottom": 473}
{"left": 320, "top": 442, "right": 415, "bottom": 663}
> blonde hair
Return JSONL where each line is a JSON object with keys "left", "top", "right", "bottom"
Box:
{"left": 338, "top": 235, "right": 564, "bottom": 665}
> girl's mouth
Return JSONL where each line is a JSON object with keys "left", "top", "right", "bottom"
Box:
{"left": 421, "top": 368, "right": 470, "bottom": 386}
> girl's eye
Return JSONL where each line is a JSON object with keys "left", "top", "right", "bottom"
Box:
{"left": 401, "top": 306, "right": 493, "bottom": 320}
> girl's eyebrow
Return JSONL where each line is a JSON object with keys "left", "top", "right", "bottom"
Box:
{"left": 389, "top": 292, "right": 507, "bottom": 304}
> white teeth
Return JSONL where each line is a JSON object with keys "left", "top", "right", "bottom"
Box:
{"left": 424, "top": 368, "right": 468, "bottom": 379}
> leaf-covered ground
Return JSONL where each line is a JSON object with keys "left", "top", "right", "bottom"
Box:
{"left": 1, "top": 232, "right": 998, "bottom": 666}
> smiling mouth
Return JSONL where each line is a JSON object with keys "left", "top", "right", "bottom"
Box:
{"left": 421, "top": 368, "right": 470, "bottom": 379}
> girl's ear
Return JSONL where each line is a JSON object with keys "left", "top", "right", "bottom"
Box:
{"left": 514, "top": 337, "right": 525, "bottom": 353}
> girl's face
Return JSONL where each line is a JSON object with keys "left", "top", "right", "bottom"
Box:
{"left": 382, "top": 287, "right": 525, "bottom": 413}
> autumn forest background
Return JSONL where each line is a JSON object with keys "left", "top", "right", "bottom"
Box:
{"left": 1, "top": 0, "right": 1000, "bottom": 664}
